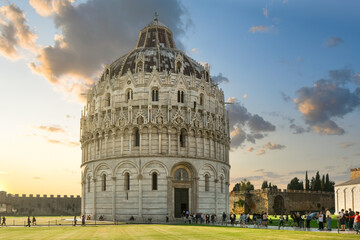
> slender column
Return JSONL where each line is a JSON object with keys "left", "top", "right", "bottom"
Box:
{"left": 203, "top": 137, "right": 205, "bottom": 158}
{"left": 99, "top": 138, "right": 102, "bottom": 159}
{"left": 104, "top": 134, "right": 108, "bottom": 158}
{"left": 129, "top": 134, "right": 132, "bottom": 153}
{"left": 177, "top": 133, "right": 180, "bottom": 155}
{"left": 186, "top": 135, "right": 189, "bottom": 157}
{"left": 167, "top": 176, "right": 173, "bottom": 219}
{"left": 139, "top": 131, "right": 142, "bottom": 154}
{"left": 209, "top": 137, "right": 212, "bottom": 158}
{"left": 112, "top": 177, "right": 116, "bottom": 221}
{"left": 112, "top": 133, "right": 116, "bottom": 156}
{"left": 120, "top": 134, "right": 124, "bottom": 156}
{"left": 214, "top": 179, "right": 218, "bottom": 215}
{"left": 149, "top": 130, "right": 152, "bottom": 154}
{"left": 81, "top": 181, "right": 85, "bottom": 216}
{"left": 214, "top": 140, "right": 217, "bottom": 160}
{"left": 93, "top": 178, "right": 97, "bottom": 219}
{"left": 138, "top": 174, "right": 143, "bottom": 219}
{"left": 168, "top": 132, "right": 171, "bottom": 154}
{"left": 195, "top": 134, "right": 198, "bottom": 157}
{"left": 158, "top": 133, "right": 162, "bottom": 154}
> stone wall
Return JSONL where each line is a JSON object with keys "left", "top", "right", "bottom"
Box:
{"left": 230, "top": 189, "right": 334, "bottom": 214}
{"left": 0, "top": 191, "right": 81, "bottom": 216}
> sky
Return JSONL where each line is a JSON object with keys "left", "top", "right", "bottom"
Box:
{"left": 0, "top": 0, "right": 359, "bottom": 195}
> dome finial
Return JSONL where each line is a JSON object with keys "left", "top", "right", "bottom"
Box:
{"left": 154, "top": 12, "right": 158, "bottom": 21}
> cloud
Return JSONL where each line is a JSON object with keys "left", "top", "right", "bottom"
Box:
{"left": 211, "top": 73, "right": 229, "bottom": 84}
{"left": 227, "top": 97, "right": 275, "bottom": 149}
{"left": 33, "top": 177, "right": 41, "bottom": 180}
{"left": 325, "top": 37, "right": 343, "bottom": 48}
{"left": 281, "top": 92, "right": 291, "bottom": 102}
{"left": 191, "top": 48, "right": 197, "bottom": 53}
{"left": 46, "top": 137, "right": 79, "bottom": 147}
{"left": 243, "top": 94, "right": 247, "bottom": 99}
{"left": 340, "top": 142, "right": 354, "bottom": 149}
{"left": 294, "top": 68, "right": 360, "bottom": 135}
{"left": 288, "top": 118, "right": 309, "bottom": 134}
{"left": 264, "top": 142, "right": 286, "bottom": 150}
{"left": 0, "top": 4, "right": 38, "bottom": 59}
{"left": 257, "top": 149, "right": 266, "bottom": 155}
{"left": 247, "top": 147, "right": 254, "bottom": 152}
{"left": 263, "top": 7, "right": 268, "bottom": 17}
{"left": 249, "top": 25, "right": 270, "bottom": 33}
{"left": 29, "top": 0, "right": 190, "bottom": 101}
{"left": 37, "top": 125, "right": 66, "bottom": 133}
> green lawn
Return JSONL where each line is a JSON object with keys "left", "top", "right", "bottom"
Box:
{"left": 0, "top": 224, "right": 358, "bottom": 240}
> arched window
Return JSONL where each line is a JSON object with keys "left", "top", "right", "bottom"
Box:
{"left": 102, "top": 174, "right": 106, "bottom": 191}
{"left": 126, "top": 89, "right": 133, "bottom": 102}
{"left": 152, "top": 172, "right": 158, "bottom": 190}
{"left": 106, "top": 93, "right": 111, "bottom": 107}
{"left": 124, "top": 172, "right": 130, "bottom": 190}
{"left": 200, "top": 94, "right": 204, "bottom": 106}
{"left": 136, "top": 61, "right": 143, "bottom": 73}
{"left": 205, "top": 174, "right": 210, "bottom": 192}
{"left": 134, "top": 128, "right": 140, "bottom": 147}
{"left": 180, "top": 129, "right": 186, "bottom": 148}
{"left": 177, "top": 90, "right": 184, "bottom": 103}
{"left": 174, "top": 168, "right": 189, "bottom": 181}
{"left": 152, "top": 89, "right": 159, "bottom": 101}
{"left": 87, "top": 176, "right": 91, "bottom": 193}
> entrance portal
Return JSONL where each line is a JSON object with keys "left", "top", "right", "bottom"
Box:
{"left": 174, "top": 188, "right": 189, "bottom": 218}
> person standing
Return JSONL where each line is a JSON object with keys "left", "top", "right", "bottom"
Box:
{"left": 318, "top": 211, "right": 324, "bottom": 230}
{"left": 339, "top": 209, "right": 345, "bottom": 231}
{"left": 32, "top": 216, "right": 36, "bottom": 226}
{"left": 353, "top": 211, "right": 359, "bottom": 233}
{"left": 27, "top": 216, "right": 31, "bottom": 227}
{"left": 325, "top": 208, "right": 331, "bottom": 231}
{"left": 81, "top": 215, "right": 85, "bottom": 226}
{"left": 349, "top": 208, "right": 355, "bottom": 231}
{"left": 305, "top": 212, "right": 311, "bottom": 229}
{"left": 74, "top": 216, "right": 77, "bottom": 226}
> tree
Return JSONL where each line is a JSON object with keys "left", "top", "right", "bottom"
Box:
{"left": 312, "top": 171, "right": 322, "bottom": 191}
{"left": 232, "top": 179, "right": 254, "bottom": 192}
{"left": 321, "top": 175, "right": 325, "bottom": 191}
{"left": 287, "top": 177, "right": 304, "bottom": 190}
{"left": 261, "top": 180, "right": 268, "bottom": 189}
{"left": 305, "top": 171, "right": 310, "bottom": 190}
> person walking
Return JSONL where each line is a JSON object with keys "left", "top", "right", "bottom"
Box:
{"left": 325, "top": 208, "right": 331, "bottom": 231}
{"left": 27, "top": 216, "right": 31, "bottom": 227}
{"left": 32, "top": 216, "right": 37, "bottom": 226}
{"left": 278, "top": 214, "right": 285, "bottom": 230}
{"left": 1, "top": 216, "right": 6, "bottom": 226}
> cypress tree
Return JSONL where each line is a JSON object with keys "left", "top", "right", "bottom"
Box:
{"left": 305, "top": 171, "right": 310, "bottom": 190}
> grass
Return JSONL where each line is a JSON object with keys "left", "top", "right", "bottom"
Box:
{"left": 0, "top": 224, "right": 358, "bottom": 240}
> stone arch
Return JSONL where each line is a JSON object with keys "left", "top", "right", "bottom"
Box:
{"left": 273, "top": 195, "right": 285, "bottom": 214}
{"left": 141, "top": 160, "right": 169, "bottom": 176}
{"left": 170, "top": 161, "right": 197, "bottom": 180}
{"left": 113, "top": 160, "right": 139, "bottom": 176}
{"left": 94, "top": 163, "right": 112, "bottom": 179}
{"left": 199, "top": 163, "right": 217, "bottom": 179}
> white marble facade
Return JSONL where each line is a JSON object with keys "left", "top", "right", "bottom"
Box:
{"left": 80, "top": 18, "right": 230, "bottom": 221}
{"left": 335, "top": 171, "right": 360, "bottom": 213}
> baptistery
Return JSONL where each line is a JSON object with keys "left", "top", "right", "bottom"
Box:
{"left": 80, "top": 16, "right": 230, "bottom": 221}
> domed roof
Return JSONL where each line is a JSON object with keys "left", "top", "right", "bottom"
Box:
{"left": 100, "top": 16, "right": 206, "bottom": 81}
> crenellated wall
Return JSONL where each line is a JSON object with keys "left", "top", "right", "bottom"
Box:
{"left": 0, "top": 191, "right": 81, "bottom": 216}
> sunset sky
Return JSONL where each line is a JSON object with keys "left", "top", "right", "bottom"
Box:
{"left": 0, "top": 0, "right": 359, "bottom": 195}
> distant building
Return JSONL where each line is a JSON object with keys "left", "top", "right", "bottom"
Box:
{"left": 80, "top": 16, "right": 230, "bottom": 221}
{"left": 335, "top": 168, "right": 360, "bottom": 213}
{"left": 230, "top": 188, "right": 334, "bottom": 214}
{"left": 0, "top": 191, "right": 80, "bottom": 216}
